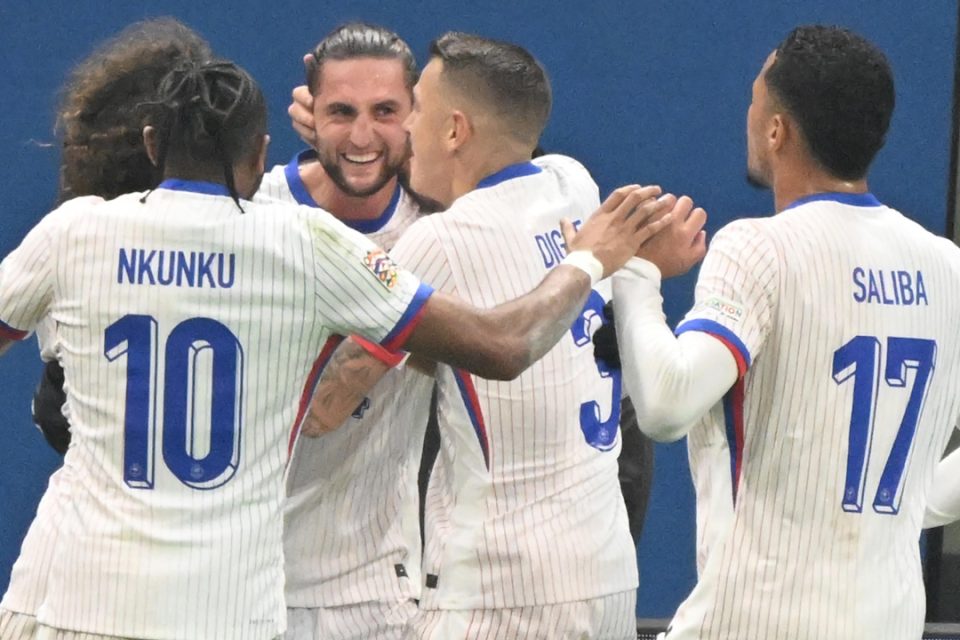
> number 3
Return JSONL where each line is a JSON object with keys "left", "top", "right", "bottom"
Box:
{"left": 570, "top": 290, "right": 622, "bottom": 451}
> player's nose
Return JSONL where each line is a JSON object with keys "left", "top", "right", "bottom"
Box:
{"left": 349, "top": 114, "right": 374, "bottom": 147}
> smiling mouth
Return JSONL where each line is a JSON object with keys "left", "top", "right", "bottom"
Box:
{"left": 343, "top": 152, "right": 381, "bottom": 165}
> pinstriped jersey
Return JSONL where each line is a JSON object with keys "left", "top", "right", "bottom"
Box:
{"left": 0, "top": 466, "right": 70, "bottom": 618}
{"left": 667, "top": 193, "right": 960, "bottom": 640}
{"left": 0, "top": 181, "right": 432, "bottom": 640}
{"left": 390, "top": 155, "right": 638, "bottom": 610}
{"left": 258, "top": 156, "right": 434, "bottom": 607}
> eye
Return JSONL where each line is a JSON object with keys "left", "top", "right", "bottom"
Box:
{"left": 328, "top": 104, "right": 356, "bottom": 118}
{"left": 375, "top": 104, "right": 398, "bottom": 119}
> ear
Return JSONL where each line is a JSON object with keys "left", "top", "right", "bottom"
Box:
{"left": 142, "top": 126, "right": 160, "bottom": 167}
{"left": 448, "top": 110, "right": 472, "bottom": 152}
{"left": 769, "top": 113, "right": 789, "bottom": 153}
{"left": 254, "top": 133, "right": 270, "bottom": 174}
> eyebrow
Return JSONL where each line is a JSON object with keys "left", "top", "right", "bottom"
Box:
{"left": 374, "top": 99, "right": 403, "bottom": 110}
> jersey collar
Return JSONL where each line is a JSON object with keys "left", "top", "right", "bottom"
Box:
{"left": 157, "top": 179, "right": 232, "bottom": 197}
{"left": 783, "top": 191, "right": 882, "bottom": 212}
{"left": 283, "top": 148, "right": 402, "bottom": 233}
{"left": 476, "top": 161, "right": 543, "bottom": 190}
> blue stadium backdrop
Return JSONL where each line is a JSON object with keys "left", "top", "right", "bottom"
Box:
{"left": 0, "top": 0, "right": 955, "bottom": 618}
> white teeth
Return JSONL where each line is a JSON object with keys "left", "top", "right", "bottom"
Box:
{"left": 344, "top": 152, "right": 380, "bottom": 164}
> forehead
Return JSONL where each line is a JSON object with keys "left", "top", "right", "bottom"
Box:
{"left": 752, "top": 51, "right": 777, "bottom": 94}
{"left": 415, "top": 58, "right": 444, "bottom": 95}
{"left": 316, "top": 56, "right": 409, "bottom": 102}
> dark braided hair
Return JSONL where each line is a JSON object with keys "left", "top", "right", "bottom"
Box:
{"left": 142, "top": 60, "right": 267, "bottom": 210}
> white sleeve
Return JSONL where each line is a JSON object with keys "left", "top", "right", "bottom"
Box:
{"left": 0, "top": 212, "right": 60, "bottom": 341}
{"left": 390, "top": 217, "right": 458, "bottom": 295}
{"left": 306, "top": 211, "right": 433, "bottom": 351}
{"left": 674, "top": 218, "right": 779, "bottom": 369}
{"left": 614, "top": 257, "right": 739, "bottom": 442}
{"left": 923, "top": 439, "right": 960, "bottom": 529}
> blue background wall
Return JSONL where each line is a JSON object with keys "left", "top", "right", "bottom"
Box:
{"left": 0, "top": 0, "right": 955, "bottom": 619}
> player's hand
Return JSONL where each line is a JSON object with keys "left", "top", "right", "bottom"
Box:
{"left": 32, "top": 360, "right": 71, "bottom": 455}
{"left": 592, "top": 301, "right": 620, "bottom": 368}
{"left": 637, "top": 195, "right": 707, "bottom": 279}
{"left": 562, "top": 185, "right": 673, "bottom": 278}
{"left": 288, "top": 63, "right": 317, "bottom": 147}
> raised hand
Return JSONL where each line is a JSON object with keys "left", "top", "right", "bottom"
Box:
{"left": 637, "top": 195, "right": 707, "bottom": 278}
{"left": 561, "top": 185, "right": 673, "bottom": 278}
{"left": 288, "top": 58, "right": 317, "bottom": 147}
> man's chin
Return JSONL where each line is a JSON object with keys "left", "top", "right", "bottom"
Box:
{"left": 745, "top": 171, "right": 771, "bottom": 191}
{"left": 331, "top": 168, "right": 396, "bottom": 199}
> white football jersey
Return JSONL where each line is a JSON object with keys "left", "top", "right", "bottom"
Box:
{"left": 666, "top": 193, "right": 960, "bottom": 640}
{"left": 0, "top": 181, "right": 432, "bottom": 640}
{"left": 259, "top": 155, "right": 433, "bottom": 607}
{"left": 390, "top": 154, "right": 638, "bottom": 610}
{"left": 259, "top": 150, "right": 422, "bottom": 250}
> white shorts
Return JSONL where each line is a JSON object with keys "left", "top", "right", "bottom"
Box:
{"left": 285, "top": 600, "right": 418, "bottom": 640}
{"left": 0, "top": 609, "right": 38, "bottom": 640}
{"left": 404, "top": 590, "right": 636, "bottom": 640}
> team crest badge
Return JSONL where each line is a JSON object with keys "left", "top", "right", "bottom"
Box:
{"left": 364, "top": 248, "right": 399, "bottom": 289}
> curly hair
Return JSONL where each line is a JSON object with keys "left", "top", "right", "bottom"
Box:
{"left": 56, "top": 17, "right": 213, "bottom": 203}
{"left": 765, "top": 25, "right": 895, "bottom": 181}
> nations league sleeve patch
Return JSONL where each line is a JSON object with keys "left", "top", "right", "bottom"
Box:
{"left": 696, "top": 295, "right": 745, "bottom": 323}
{"left": 364, "top": 248, "right": 399, "bottom": 289}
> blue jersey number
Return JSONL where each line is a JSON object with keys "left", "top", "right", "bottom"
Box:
{"left": 833, "top": 335, "right": 936, "bottom": 514}
{"left": 570, "top": 290, "right": 622, "bottom": 450}
{"left": 105, "top": 315, "right": 244, "bottom": 490}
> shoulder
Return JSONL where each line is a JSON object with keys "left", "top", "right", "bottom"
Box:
{"left": 533, "top": 153, "right": 592, "bottom": 178}
{"left": 534, "top": 154, "right": 597, "bottom": 188}
{"left": 38, "top": 194, "right": 109, "bottom": 232}
{"left": 712, "top": 216, "right": 775, "bottom": 247}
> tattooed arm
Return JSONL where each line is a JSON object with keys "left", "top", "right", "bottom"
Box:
{"left": 301, "top": 338, "right": 392, "bottom": 436}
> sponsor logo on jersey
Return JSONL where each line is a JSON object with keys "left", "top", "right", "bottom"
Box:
{"left": 364, "top": 248, "right": 398, "bottom": 289}
{"left": 700, "top": 295, "right": 744, "bottom": 322}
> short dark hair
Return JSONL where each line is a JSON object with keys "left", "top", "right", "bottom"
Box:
{"left": 143, "top": 60, "right": 267, "bottom": 209}
{"left": 56, "top": 17, "right": 213, "bottom": 203}
{"left": 765, "top": 25, "right": 895, "bottom": 180}
{"left": 306, "top": 22, "right": 417, "bottom": 95}
{"left": 429, "top": 32, "right": 551, "bottom": 147}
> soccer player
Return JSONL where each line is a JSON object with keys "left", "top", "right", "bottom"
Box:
{"left": 312, "top": 33, "right": 702, "bottom": 639}
{"left": 0, "top": 55, "right": 669, "bottom": 640}
{"left": 614, "top": 25, "right": 960, "bottom": 639}
{"left": 258, "top": 23, "right": 435, "bottom": 639}
{"left": 0, "top": 18, "right": 214, "bottom": 640}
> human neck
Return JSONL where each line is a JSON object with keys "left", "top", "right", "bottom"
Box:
{"left": 299, "top": 160, "right": 398, "bottom": 221}
{"left": 450, "top": 141, "right": 533, "bottom": 204}
{"left": 771, "top": 160, "right": 868, "bottom": 213}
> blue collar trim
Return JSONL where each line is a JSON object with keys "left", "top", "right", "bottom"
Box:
{"left": 783, "top": 191, "right": 882, "bottom": 211}
{"left": 283, "top": 148, "right": 401, "bottom": 233}
{"left": 157, "top": 179, "right": 232, "bottom": 197}
{"left": 284, "top": 149, "right": 321, "bottom": 207}
{"left": 340, "top": 182, "right": 402, "bottom": 233}
{"left": 476, "top": 161, "right": 543, "bottom": 189}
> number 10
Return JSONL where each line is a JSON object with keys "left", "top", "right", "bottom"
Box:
{"left": 833, "top": 335, "right": 936, "bottom": 515}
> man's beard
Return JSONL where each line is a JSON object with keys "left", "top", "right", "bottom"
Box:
{"left": 745, "top": 167, "right": 771, "bottom": 191}
{"left": 320, "top": 153, "right": 403, "bottom": 198}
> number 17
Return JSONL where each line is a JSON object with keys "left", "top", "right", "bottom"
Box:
{"left": 833, "top": 335, "right": 936, "bottom": 515}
